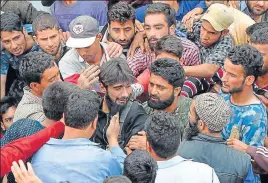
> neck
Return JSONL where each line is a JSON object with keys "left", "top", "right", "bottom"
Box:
{"left": 90, "top": 44, "right": 103, "bottom": 65}
{"left": 230, "top": 87, "right": 256, "bottom": 105}
{"left": 252, "top": 14, "right": 262, "bottom": 23}
{"left": 201, "top": 132, "right": 221, "bottom": 138}
{"left": 173, "top": 1, "right": 179, "bottom": 12}
{"left": 63, "top": 0, "right": 77, "bottom": 6}
{"left": 62, "top": 126, "right": 92, "bottom": 139}
{"left": 55, "top": 43, "right": 62, "bottom": 60}
{"left": 24, "top": 36, "right": 34, "bottom": 54}
{"left": 153, "top": 153, "right": 177, "bottom": 162}
{"left": 102, "top": 97, "right": 110, "bottom": 113}
{"left": 41, "top": 118, "right": 56, "bottom": 128}
{"left": 162, "top": 96, "right": 179, "bottom": 113}
{"left": 31, "top": 90, "right": 42, "bottom": 98}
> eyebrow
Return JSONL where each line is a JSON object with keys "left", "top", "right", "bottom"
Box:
{"left": 202, "top": 25, "right": 217, "bottom": 34}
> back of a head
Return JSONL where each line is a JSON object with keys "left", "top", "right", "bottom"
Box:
{"left": 228, "top": 44, "right": 263, "bottom": 79}
{"left": 103, "top": 176, "right": 131, "bottom": 183}
{"left": 100, "top": 57, "right": 135, "bottom": 87}
{"left": 108, "top": 2, "right": 136, "bottom": 24}
{"left": 145, "top": 111, "right": 180, "bottom": 159}
{"left": 145, "top": 3, "right": 176, "bottom": 27}
{"left": 124, "top": 149, "right": 158, "bottom": 183}
{"left": 155, "top": 35, "right": 184, "bottom": 59}
{"left": 246, "top": 22, "right": 268, "bottom": 37}
{"left": 195, "top": 93, "right": 231, "bottom": 132}
{"left": 150, "top": 58, "right": 185, "bottom": 88}
{"left": 64, "top": 90, "right": 100, "bottom": 129}
{"left": 19, "top": 51, "right": 54, "bottom": 86}
{"left": 0, "top": 12, "right": 23, "bottom": 32}
{"left": 32, "top": 13, "right": 60, "bottom": 35}
{"left": 42, "top": 82, "right": 79, "bottom": 121}
{"left": 250, "top": 28, "right": 268, "bottom": 45}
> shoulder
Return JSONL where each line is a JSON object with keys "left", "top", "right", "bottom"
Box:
{"left": 129, "top": 100, "right": 148, "bottom": 115}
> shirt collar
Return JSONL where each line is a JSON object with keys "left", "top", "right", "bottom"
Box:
{"left": 47, "top": 138, "right": 100, "bottom": 146}
{"left": 157, "top": 155, "right": 189, "bottom": 169}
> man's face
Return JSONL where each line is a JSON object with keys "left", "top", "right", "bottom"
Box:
{"left": 156, "top": 51, "right": 183, "bottom": 65}
{"left": 35, "top": 28, "right": 61, "bottom": 56}
{"left": 251, "top": 43, "right": 268, "bottom": 75}
{"left": 1, "top": 31, "right": 27, "bottom": 56}
{"left": 247, "top": 1, "right": 267, "bottom": 16}
{"left": 1, "top": 106, "right": 16, "bottom": 131}
{"left": 39, "top": 65, "right": 61, "bottom": 95}
{"left": 109, "top": 20, "right": 135, "bottom": 49}
{"left": 107, "top": 83, "right": 132, "bottom": 106}
{"left": 76, "top": 39, "right": 99, "bottom": 63}
{"left": 221, "top": 58, "right": 246, "bottom": 94}
{"left": 144, "top": 13, "right": 171, "bottom": 50}
{"left": 148, "top": 73, "right": 175, "bottom": 110}
{"left": 200, "top": 20, "right": 222, "bottom": 48}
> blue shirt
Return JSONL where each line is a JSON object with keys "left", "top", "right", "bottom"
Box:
{"left": 221, "top": 93, "right": 267, "bottom": 147}
{"left": 32, "top": 138, "right": 125, "bottom": 183}
{"left": 135, "top": 0, "right": 207, "bottom": 22}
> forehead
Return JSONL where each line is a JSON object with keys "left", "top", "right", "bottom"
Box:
{"left": 201, "top": 20, "right": 218, "bottom": 33}
{"left": 110, "top": 20, "right": 134, "bottom": 28}
{"left": 36, "top": 28, "right": 59, "bottom": 37}
{"left": 224, "top": 58, "right": 245, "bottom": 74}
{"left": 41, "top": 65, "right": 58, "bottom": 79}
{"left": 2, "top": 106, "right": 16, "bottom": 117}
{"left": 110, "top": 82, "right": 131, "bottom": 87}
{"left": 145, "top": 13, "right": 168, "bottom": 26}
{"left": 150, "top": 73, "right": 171, "bottom": 86}
{"left": 156, "top": 52, "right": 178, "bottom": 60}
{"left": 1, "top": 31, "right": 23, "bottom": 40}
{"left": 251, "top": 43, "right": 268, "bottom": 53}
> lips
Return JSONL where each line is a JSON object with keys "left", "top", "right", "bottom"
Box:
{"left": 12, "top": 49, "right": 22, "bottom": 55}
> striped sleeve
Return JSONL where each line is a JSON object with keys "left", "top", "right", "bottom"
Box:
{"left": 247, "top": 146, "right": 268, "bottom": 172}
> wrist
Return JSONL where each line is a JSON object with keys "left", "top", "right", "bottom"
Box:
{"left": 108, "top": 137, "right": 119, "bottom": 147}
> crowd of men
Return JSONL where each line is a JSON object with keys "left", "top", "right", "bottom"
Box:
{"left": 0, "top": 0, "right": 268, "bottom": 183}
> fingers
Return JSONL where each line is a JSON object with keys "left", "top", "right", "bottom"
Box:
{"left": 11, "top": 160, "right": 26, "bottom": 182}
{"left": 107, "top": 43, "right": 123, "bottom": 58}
{"left": 135, "top": 20, "right": 144, "bottom": 32}
{"left": 138, "top": 130, "right": 146, "bottom": 136}
{"left": 125, "top": 147, "right": 133, "bottom": 155}
{"left": 127, "top": 44, "right": 136, "bottom": 57}
{"left": 84, "top": 65, "right": 100, "bottom": 79}
{"left": 144, "top": 39, "right": 151, "bottom": 54}
{"left": 26, "top": 162, "right": 35, "bottom": 176}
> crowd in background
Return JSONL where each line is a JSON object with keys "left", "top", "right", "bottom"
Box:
{"left": 0, "top": 0, "right": 268, "bottom": 183}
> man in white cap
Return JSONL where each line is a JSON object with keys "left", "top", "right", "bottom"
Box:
{"left": 59, "top": 15, "right": 125, "bottom": 82}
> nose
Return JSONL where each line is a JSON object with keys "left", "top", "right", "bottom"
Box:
{"left": 11, "top": 40, "right": 18, "bottom": 50}
{"left": 121, "top": 87, "right": 129, "bottom": 98}
{"left": 119, "top": 31, "right": 126, "bottom": 41}
{"left": 257, "top": 1, "right": 265, "bottom": 6}
{"left": 221, "top": 72, "right": 228, "bottom": 82}
{"left": 47, "top": 38, "right": 53, "bottom": 47}
{"left": 150, "top": 85, "right": 158, "bottom": 96}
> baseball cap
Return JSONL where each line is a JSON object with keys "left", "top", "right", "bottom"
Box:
{"left": 195, "top": 93, "right": 231, "bottom": 132}
{"left": 66, "top": 15, "right": 99, "bottom": 48}
{"left": 201, "top": 3, "right": 234, "bottom": 32}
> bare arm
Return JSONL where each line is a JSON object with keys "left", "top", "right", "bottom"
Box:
{"left": 183, "top": 63, "right": 220, "bottom": 78}
{"left": 1, "top": 74, "right": 7, "bottom": 99}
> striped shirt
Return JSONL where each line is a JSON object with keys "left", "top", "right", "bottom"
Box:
{"left": 127, "top": 37, "right": 201, "bottom": 77}
{"left": 247, "top": 146, "right": 268, "bottom": 172}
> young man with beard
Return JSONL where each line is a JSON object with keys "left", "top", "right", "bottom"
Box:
{"left": 1, "top": 12, "right": 40, "bottom": 100}
{"left": 127, "top": 3, "right": 201, "bottom": 77}
{"left": 91, "top": 58, "right": 148, "bottom": 150}
{"left": 221, "top": 45, "right": 267, "bottom": 147}
{"left": 32, "top": 13, "right": 69, "bottom": 65}
{"left": 126, "top": 58, "right": 192, "bottom": 151}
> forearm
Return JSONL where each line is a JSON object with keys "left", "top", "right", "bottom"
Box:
{"left": 184, "top": 64, "right": 220, "bottom": 78}
{"left": 247, "top": 146, "right": 268, "bottom": 172}
{"left": 0, "top": 75, "right": 7, "bottom": 99}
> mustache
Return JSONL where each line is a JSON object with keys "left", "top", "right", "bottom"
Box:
{"left": 148, "top": 37, "right": 158, "bottom": 42}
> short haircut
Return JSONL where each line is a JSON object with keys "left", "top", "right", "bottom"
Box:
{"left": 100, "top": 58, "right": 136, "bottom": 87}
{"left": 19, "top": 51, "right": 55, "bottom": 86}
{"left": 124, "top": 150, "right": 158, "bottom": 183}
{"left": 108, "top": 2, "right": 136, "bottom": 24}
{"left": 32, "top": 13, "right": 60, "bottom": 35}
{"left": 145, "top": 111, "right": 180, "bottom": 159}
{"left": 250, "top": 28, "right": 268, "bottom": 44}
{"left": 228, "top": 44, "right": 263, "bottom": 79}
{"left": 145, "top": 3, "right": 176, "bottom": 27}
{"left": 42, "top": 82, "right": 79, "bottom": 121}
{"left": 246, "top": 22, "right": 268, "bottom": 37}
{"left": 103, "top": 176, "right": 132, "bottom": 183}
{"left": 0, "top": 12, "right": 23, "bottom": 33}
{"left": 0, "top": 96, "right": 17, "bottom": 122}
{"left": 150, "top": 58, "right": 185, "bottom": 88}
{"left": 64, "top": 89, "right": 100, "bottom": 129}
{"left": 155, "top": 35, "right": 184, "bottom": 59}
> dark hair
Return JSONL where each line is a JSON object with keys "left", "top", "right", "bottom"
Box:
{"left": 145, "top": 3, "right": 176, "bottom": 27}
{"left": 100, "top": 58, "right": 136, "bottom": 87}
{"left": 145, "top": 111, "right": 180, "bottom": 159}
{"left": 150, "top": 58, "right": 185, "bottom": 88}
{"left": 42, "top": 82, "right": 79, "bottom": 121}
{"left": 19, "top": 51, "right": 55, "bottom": 86}
{"left": 64, "top": 90, "right": 100, "bottom": 129}
{"left": 124, "top": 150, "right": 158, "bottom": 183}
{"left": 155, "top": 35, "right": 184, "bottom": 59}
{"left": 32, "top": 13, "right": 60, "bottom": 35}
{"left": 228, "top": 45, "right": 263, "bottom": 80}
{"left": 103, "top": 176, "right": 132, "bottom": 183}
{"left": 108, "top": 2, "right": 136, "bottom": 24}
{"left": 250, "top": 28, "right": 268, "bottom": 44}
{"left": 0, "top": 12, "right": 23, "bottom": 33}
{"left": 246, "top": 22, "right": 268, "bottom": 37}
{"left": 0, "top": 96, "right": 17, "bottom": 122}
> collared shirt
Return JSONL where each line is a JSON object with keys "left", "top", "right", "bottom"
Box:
{"left": 13, "top": 86, "right": 45, "bottom": 123}
{"left": 32, "top": 138, "right": 125, "bottom": 183}
{"left": 59, "top": 42, "right": 110, "bottom": 79}
{"left": 187, "top": 21, "right": 233, "bottom": 66}
{"left": 1, "top": 42, "right": 40, "bottom": 75}
{"left": 155, "top": 155, "right": 219, "bottom": 183}
{"left": 221, "top": 93, "right": 267, "bottom": 146}
{"left": 127, "top": 36, "right": 201, "bottom": 77}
